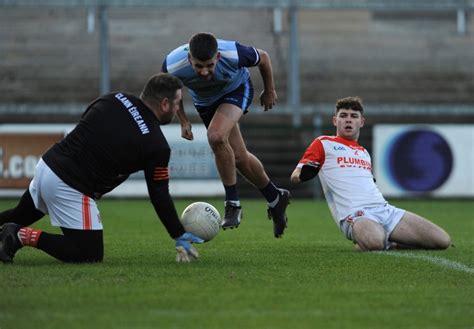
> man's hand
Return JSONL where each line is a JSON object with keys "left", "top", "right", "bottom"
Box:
{"left": 181, "top": 121, "right": 194, "bottom": 141}
{"left": 259, "top": 89, "right": 277, "bottom": 111}
{"left": 175, "top": 232, "right": 204, "bottom": 263}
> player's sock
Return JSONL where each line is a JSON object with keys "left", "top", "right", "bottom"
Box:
{"left": 35, "top": 230, "right": 104, "bottom": 263}
{"left": 17, "top": 227, "right": 42, "bottom": 247}
{"left": 225, "top": 200, "right": 241, "bottom": 207}
{"left": 224, "top": 184, "right": 240, "bottom": 206}
{"left": 260, "top": 181, "right": 280, "bottom": 206}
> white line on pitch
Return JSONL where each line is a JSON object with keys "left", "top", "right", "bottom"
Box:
{"left": 376, "top": 252, "right": 474, "bottom": 274}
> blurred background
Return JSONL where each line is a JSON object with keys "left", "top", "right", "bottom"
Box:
{"left": 1, "top": 0, "right": 473, "bottom": 199}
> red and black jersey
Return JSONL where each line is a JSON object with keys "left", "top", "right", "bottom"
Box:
{"left": 42, "top": 92, "right": 185, "bottom": 238}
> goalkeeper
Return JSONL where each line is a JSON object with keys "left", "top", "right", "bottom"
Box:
{"left": 0, "top": 73, "right": 202, "bottom": 264}
{"left": 291, "top": 96, "right": 451, "bottom": 251}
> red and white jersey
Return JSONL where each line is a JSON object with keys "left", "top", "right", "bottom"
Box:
{"left": 296, "top": 135, "right": 387, "bottom": 223}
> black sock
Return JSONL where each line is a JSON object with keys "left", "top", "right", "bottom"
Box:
{"left": 223, "top": 184, "right": 239, "bottom": 202}
{"left": 259, "top": 181, "right": 279, "bottom": 203}
{"left": 36, "top": 228, "right": 103, "bottom": 263}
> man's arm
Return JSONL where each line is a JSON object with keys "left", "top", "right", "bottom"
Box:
{"left": 146, "top": 172, "right": 185, "bottom": 239}
{"left": 256, "top": 49, "right": 277, "bottom": 111}
{"left": 148, "top": 177, "right": 185, "bottom": 239}
{"left": 291, "top": 168, "right": 302, "bottom": 184}
{"left": 175, "top": 98, "right": 193, "bottom": 141}
{"left": 145, "top": 166, "right": 206, "bottom": 262}
{"left": 291, "top": 161, "right": 321, "bottom": 184}
{"left": 162, "top": 59, "right": 193, "bottom": 141}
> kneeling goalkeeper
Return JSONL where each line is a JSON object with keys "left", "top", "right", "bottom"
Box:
{"left": 0, "top": 73, "right": 202, "bottom": 264}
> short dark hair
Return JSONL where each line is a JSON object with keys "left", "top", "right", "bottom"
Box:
{"left": 189, "top": 32, "right": 218, "bottom": 61}
{"left": 141, "top": 73, "right": 183, "bottom": 103}
{"left": 335, "top": 96, "right": 364, "bottom": 114}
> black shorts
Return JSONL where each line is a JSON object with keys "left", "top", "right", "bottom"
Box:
{"left": 195, "top": 80, "right": 254, "bottom": 128}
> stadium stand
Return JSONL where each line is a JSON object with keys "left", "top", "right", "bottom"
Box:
{"left": 1, "top": 4, "right": 473, "bottom": 197}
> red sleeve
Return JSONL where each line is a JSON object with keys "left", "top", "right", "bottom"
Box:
{"left": 299, "top": 138, "right": 325, "bottom": 167}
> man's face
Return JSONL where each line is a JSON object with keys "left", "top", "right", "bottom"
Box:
{"left": 333, "top": 108, "right": 365, "bottom": 140}
{"left": 160, "top": 89, "right": 182, "bottom": 125}
{"left": 188, "top": 53, "right": 220, "bottom": 81}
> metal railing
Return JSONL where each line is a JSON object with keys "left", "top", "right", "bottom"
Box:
{"left": 1, "top": 0, "right": 472, "bottom": 126}
{"left": 1, "top": 0, "right": 473, "bottom": 10}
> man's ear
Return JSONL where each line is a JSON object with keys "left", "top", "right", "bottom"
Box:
{"left": 361, "top": 116, "right": 365, "bottom": 127}
{"left": 332, "top": 115, "right": 337, "bottom": 127}
{"left": 187, "top": 52, "right": 192, "bottom": 64}
{"left": 160, "top": 97, "right": 170, "bottom": 113}
{"left": 216, "top": 52, "right": 221, "bottom": 61}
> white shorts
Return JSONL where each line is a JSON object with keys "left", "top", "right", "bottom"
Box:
{"left": 29, "top": 159, "right": 103, "bottom": 230}
{"left": 339, "top": 204, "right": 405, "bottom": 246}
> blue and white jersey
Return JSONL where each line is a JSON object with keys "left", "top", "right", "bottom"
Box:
{"left": 162, "top": 39, "right": 260, "bottom": 106}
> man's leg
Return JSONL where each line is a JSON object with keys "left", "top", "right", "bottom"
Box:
{"left": 0, "top": 189, "right": 47, "bottom": 262}
{"left": 207, "top": 104, "right": 242, "bottom": 187}
{"left": 389, "top": 212, "right": 451, "bottom": 250}
{"left": 352, "top": 218, "right": 386, "bottom": 251}
{"left": 206, "top": 104, "right": 243, "bottom": 229}
{"left": 38, "top": 227, "right": 104, "bottom": 262}
{"left": 226, "top": 112, "right": 290, "bottom": 238}
{"left": 228, "top": 123, "right": 270, "bottom": 188}
{"left": 0, "top": 190, "right": 45, "bottom": 226}
{"left": 0, "top": 223, "right": 103, "bottom": 263}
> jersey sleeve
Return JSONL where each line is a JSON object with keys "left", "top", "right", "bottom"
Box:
{"left": 236, "top": 42, "right": 260, "bottom": 68}
{"left": 144, "top": 147, "right": 185, "bottom": 239}
{"left": 297, "top": 138, "right": 325, "bottom": 168}
{"left": 161, "top": 59, "right": 168, "bottom": 73}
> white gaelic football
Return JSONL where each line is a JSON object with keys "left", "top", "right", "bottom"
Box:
{"left": 180, "top": 202, "right": 222, "bottom": 241}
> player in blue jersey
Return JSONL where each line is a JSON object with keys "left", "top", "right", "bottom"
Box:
{"left": 162, "top": 32, "right": 290, "bottom": 238}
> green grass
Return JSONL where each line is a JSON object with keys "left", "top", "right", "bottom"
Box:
{"left": 0, "top": 198, "right": 473, "bottom": 329}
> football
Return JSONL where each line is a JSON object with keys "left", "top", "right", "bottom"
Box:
{"left": 180, "top": 202, "right": 222, "bottom": 241}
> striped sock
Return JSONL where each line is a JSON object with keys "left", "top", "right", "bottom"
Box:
{"left": 17, "top": 227, "right": 42, "bottom": 247}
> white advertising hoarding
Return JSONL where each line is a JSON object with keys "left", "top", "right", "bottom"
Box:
{"left": 373, "top": 124, "right": 474, "bottom": 197}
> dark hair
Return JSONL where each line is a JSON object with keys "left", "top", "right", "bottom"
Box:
{"left": 189, "top": 32, "right": 218, "bottom": 61}
{"left": 335, "top": 96, "right": 364, "bottom": 114}
{"left": 141, "top": 73, "right": 183, "bottom": 103}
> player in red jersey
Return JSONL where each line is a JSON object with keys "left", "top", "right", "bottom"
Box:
{"left": 291, "top": 96, "right": 451, "bottom": 251}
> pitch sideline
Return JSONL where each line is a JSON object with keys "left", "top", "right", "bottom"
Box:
{"left": 376, "top": 252, "right": 474, "bottom": 275}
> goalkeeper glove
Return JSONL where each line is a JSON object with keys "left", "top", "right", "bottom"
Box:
{"left": 175, "top": 232, "right": 204, "bottom": 263}
{"left": 299, "top": 161, "right": 320, "bottom": 182}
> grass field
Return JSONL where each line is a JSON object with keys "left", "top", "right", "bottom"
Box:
{"left": 0, "top": 198, "right": 473, "bottom": 329}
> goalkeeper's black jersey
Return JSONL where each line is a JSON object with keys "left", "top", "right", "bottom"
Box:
{"left": 42, "top": 92, "right": 184, "bottom": 238}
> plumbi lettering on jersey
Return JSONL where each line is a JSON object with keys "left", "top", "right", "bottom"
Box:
{"left": 115, "top": 93, "right": 150, "bottom": 135}
{"left": 337, "top": 156, "right": 372, "bottom": 170}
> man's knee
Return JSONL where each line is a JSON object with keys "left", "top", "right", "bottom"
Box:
{"left": 62, "top": 228, "right": 104, "bottom": 263}
{"left": 353, "top": 219, "right": 386, "bottom": 251}
{"left": 356, "top": 237, "right": 385, "bottom": 251}
{"left": 433, "top": 231, "right": 451, "bottom": 250}
{"left": 207, "top": 130, "right": 227, "bottom": 149}
{"left": 392, "top": 213, "right": 451, "bottom": 250}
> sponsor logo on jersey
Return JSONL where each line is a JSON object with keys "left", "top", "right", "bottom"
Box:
{"left": 337, "top": 156, "right": 372, "bottom": 170}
